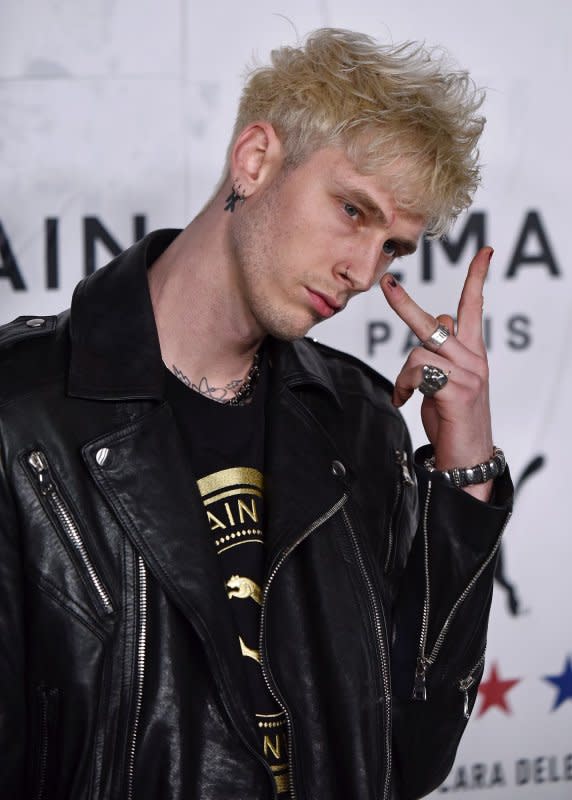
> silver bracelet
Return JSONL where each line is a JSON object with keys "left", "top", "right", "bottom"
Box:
{"left": 423, "top": 447, "right": 506, "bottom": 489}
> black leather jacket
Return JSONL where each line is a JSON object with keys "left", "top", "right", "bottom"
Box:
{"left": 0, "top": 231, "right": 512, "bottom": 800}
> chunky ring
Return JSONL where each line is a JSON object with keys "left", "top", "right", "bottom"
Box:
{"left": 423, "top": 323, "right": 450, "bottom": 352}
{"left": 418, "top": 365, "right": 449, "bottom": 397}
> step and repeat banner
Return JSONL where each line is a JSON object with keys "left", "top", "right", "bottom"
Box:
{"left": 1, "top": 2, "right": 570, "bottom": 797}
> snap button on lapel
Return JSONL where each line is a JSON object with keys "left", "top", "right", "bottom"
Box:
{"left": 331, "top": 460, "right": 346, "bottom": 478}
{"left": 96, "top": 447, "right": 110, "bottom": 466}
{"left": 26, "top": 318, "right": 46, "bottom": 328}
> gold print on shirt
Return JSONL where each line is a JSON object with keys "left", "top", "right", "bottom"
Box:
{"left": 197, "top": 466, "right": 289, "bottom": 794}
{"left": 206, "top": 498, "right": 259, "bottom": 531}
{"left": 226, "top": 575, "right": 262, "bottom": 605}
{"left": 196, "top": 467, "right": 263, "bottom": 497}
{"left": 263, "top": 734, "right": 282, "bottom": 760}
{"left": 239, "top": 636, "right": 261, "bottom": 664}
{"left": 196, "top": 467, "right": 264, "bottom": 554}
{"left": 256, "top": 715, "right": 290, "bottom": 796}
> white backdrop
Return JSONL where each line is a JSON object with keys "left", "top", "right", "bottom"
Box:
{"left": 1, "top": 2, "right": 571, "bottom": 797}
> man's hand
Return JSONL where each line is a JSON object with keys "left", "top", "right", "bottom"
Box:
{"left": 380, "top": 247, "right": 494, "bottom": 501}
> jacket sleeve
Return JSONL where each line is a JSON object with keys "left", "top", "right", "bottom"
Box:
{"left": 0, "top": 449, "right": 27, "bottom": 797}
{"left": 389, "top": 444, "right": 513, "bottom": 800}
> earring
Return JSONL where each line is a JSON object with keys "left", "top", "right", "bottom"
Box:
{"left": 224, "top": 180, "right": 246, "bottom": 212}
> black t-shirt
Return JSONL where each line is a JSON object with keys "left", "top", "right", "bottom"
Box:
{"left": 164, "top": 354, "right": 289, "bottom": 795}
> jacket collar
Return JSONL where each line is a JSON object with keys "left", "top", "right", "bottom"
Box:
{"left": 269, "top": 337, "right": 341, "bottom": 407}
{"left": 68, "top": 230, "right": 179, "bottom": 400}
{"left": 68, "top": 228, "right": 341, "bottom": 406}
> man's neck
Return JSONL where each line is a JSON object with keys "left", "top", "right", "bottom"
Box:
{"left": 147, "top": 207, "right": 265, "bottom": 392}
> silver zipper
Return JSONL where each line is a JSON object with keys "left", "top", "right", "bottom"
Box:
{"left": 27, "top": 450, "right": 114, "bottom": 615}
{"left": 413, "top": 484, "right": 433, "bottom": 701}
{"left": 458, "top": 651, "right": 486, "bottom": 719}
{"left": 35, "top": 688, "right": 49, "bottom": 800}
{"left": 259, "top": 494, "right": 348, "bottom": 800}
{"left": 385, "top": 449, "right": 414, "bottom": 572}
{"left": 343, "top": 508, "right": 392, "bottom": 800}
{"left": 127, "top": 554, "right": 147, "bottom": 800}
{"left": 414, "top": 481, "right": 512, "bottom": 702}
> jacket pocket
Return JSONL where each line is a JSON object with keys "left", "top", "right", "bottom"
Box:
{"left": 25, "top": 449, "right": 114, "bottom": 616}
{"left": 31, "top": 685, "right": 60, "bottom": 800}
{"left": 384, "top": 449, "right": 415, "bottom": 574}
{"left": 413, "top": 481, "right": 511, "bottom": 702}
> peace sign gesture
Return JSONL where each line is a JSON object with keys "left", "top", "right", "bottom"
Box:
{"left": 380, "top": 246, "right": 494, "bottom": 500}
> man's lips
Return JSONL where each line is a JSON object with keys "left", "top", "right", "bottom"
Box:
{"left": 306, "top": 288, "right": 344, "bottom": 318}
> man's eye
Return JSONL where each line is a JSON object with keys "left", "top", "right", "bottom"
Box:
{"left": 382, "top": 240, "right": 397, "bottom": 257}
{"left": 343, "top": 202, "right": 359, "bottom": 218}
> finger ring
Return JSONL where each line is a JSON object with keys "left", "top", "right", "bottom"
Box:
{"left": 423, "top": 323, "right": 450, "bottom": 352}
{"left": 418, "top": 365, "right": 449, "bottom": 396}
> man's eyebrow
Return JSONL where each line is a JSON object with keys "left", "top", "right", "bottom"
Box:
{"left": 344, "top": 187, "right": 388, "bottom": 221}
{"left": 394, "top": 240, "right": 418, "bottom": 256}
{"left": 342, "top": 186, "right": 419, "bottom": 255}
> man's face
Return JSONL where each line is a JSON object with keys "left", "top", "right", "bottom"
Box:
{"left": 230, "top": 146, "right": 426, "bottom": 341}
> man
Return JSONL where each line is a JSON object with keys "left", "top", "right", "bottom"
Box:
{"left": 0, "top": 28, "right": 511, "bottom": 800}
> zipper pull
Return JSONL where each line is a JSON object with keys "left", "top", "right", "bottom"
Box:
{"left": 28, "top": 451, "right": 52, "bottom": 494}
{"left": 396, "top": 450, "right": 414, "bottom": 487}
{"left": 413, "top": 656, "right": 429, "bottom": 701}
{"left": 462, "top": 688, "right": 470, "bottom": 719}
{"left": 459, "top": 675, "right": 475, "bottom": 719}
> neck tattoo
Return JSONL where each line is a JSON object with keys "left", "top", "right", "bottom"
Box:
{"left": 172, "top": 351, "right": 261, "bottom": 406}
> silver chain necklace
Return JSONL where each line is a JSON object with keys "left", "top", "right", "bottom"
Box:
{"left": 223, "top": 351, "right": 261, "bottom": 406}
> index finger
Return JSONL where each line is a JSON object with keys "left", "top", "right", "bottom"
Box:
{"left": 379, "top": 273, "right": 441, "bottom": 345}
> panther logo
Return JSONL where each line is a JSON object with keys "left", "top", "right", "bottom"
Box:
{"left": 226, "top": 575, "right": 263, "bottom": 606}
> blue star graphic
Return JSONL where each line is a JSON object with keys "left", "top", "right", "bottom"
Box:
{"left": 544, "top": 655, "right": 572, "bottom": 711}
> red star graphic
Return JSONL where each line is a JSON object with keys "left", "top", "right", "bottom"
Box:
{"left": 477, "top": 662, "right": 521, "bottom": 716}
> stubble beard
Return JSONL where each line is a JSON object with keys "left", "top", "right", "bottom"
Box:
{"left": 238, "top": 254, "right": 318, "bottom": 342}
{"left": 229, "top": 184, "right": 320, "bottom": 342}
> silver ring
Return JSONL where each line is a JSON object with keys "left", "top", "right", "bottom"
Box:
{"left": 418, "top": 365, "right": 449, "bottom": 397}
{"left": 423, "top": 323, "right": 450, "bottom": 352}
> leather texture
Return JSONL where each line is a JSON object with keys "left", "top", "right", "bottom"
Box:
{"left": 0, "top": 231, "right": 513, "bottom": 800}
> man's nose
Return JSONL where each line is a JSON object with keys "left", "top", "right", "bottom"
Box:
{"left": 344, "top": 241, "right": 386, "bottom": 292}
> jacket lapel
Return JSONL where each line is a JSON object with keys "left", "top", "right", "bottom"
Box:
{"left": 68, "top": 230, "right": 180, "bottom": 401}
{"left": 264, "top": 344, "right": 350, "bottom": 566}
{"left": 83, "top": 402, "right": 258, "bottom": 743}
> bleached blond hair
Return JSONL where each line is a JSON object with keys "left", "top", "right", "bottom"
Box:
{"left": 229, "top": 28, "right": 485, "bottom": 237}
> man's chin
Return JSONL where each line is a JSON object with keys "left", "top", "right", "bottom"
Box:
{"left": 259, "top": 310, "right": 322, "bottom": 342}
{"left": 266, "top": 326, "right": 307, "bottom": 343}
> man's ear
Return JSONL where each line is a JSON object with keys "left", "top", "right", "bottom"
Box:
{"left": 229, "top": 122, "right": 284, "bottom": 197}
